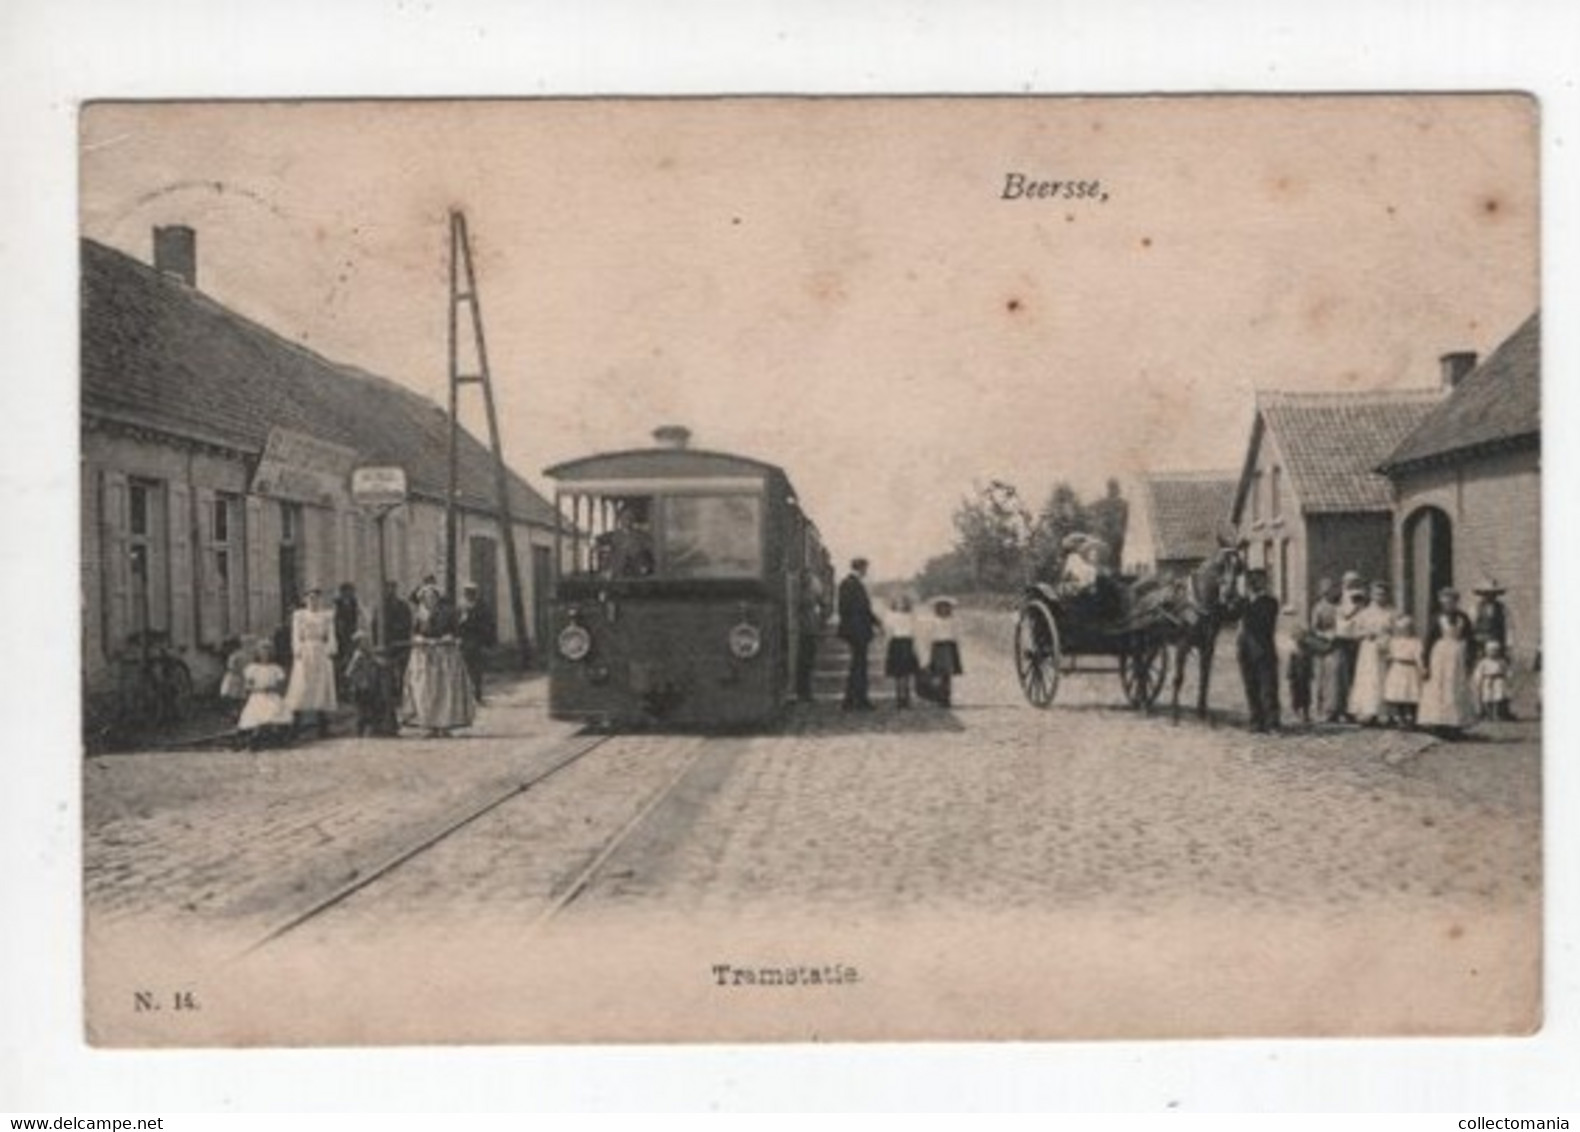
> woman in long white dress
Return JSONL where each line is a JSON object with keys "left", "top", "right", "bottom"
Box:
{"left": 1418, "top": 587, "right": 1477, "bottom": 735}
{"left": 1349, "top": 581, "right": 1395, "bottom": 725}
{"left": 284, "top": 587, "right": 339, "bottom": 737}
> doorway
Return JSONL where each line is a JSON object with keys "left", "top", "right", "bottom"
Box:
{"left": 1403, "top": 505, "right": 1453, "bottom": 631}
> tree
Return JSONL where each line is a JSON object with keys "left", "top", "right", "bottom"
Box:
{"left": 1031, "top": 481, "right": 1085, "bottom": 581}
{"left": 950, "top": 479, "right": 1034, "bottom": 592}
{"left": 914, "top": 549, "right": 975, "bottom": 597}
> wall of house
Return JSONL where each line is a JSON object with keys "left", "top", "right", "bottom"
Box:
{"left": 82, "top": 424, "right": 555, "bottom": 705}
{"left": 1237, "top": 425, "right": 1305, "bottom": 610}
{"left": 1122, "top": 482, "right": 1157, "bottom": 575}
{"left": 1391, "top": 447, "right": 1540, "bottom": 665}
{"left": 1306, "top": 513, "right": 1394, "bottom": 605}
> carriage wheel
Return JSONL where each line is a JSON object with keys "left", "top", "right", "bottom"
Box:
{"left": 1014, "top": 602, "right": 1061, "bottom": 708}
{"left": 1120, "top": 638, "right": 1168, "bottom": 709}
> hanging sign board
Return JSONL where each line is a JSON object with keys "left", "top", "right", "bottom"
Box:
{"left": 351, "top": 465, "right": 409, "bottom": 510}
{"left": 251, "top": 427, "right": 359, "bottom": 507}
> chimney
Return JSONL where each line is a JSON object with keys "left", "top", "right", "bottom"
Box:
{"left": 1439, "top": 350, "right": 1478, "bottom": 389}
{"left": 652, "top": 425, "right": 692, "bottom": 450}
{"left": 152, "top": 225, "right": 196, "bottom": 286}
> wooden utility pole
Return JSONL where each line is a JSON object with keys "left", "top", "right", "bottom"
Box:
{"left": 444, "top": 210, "right": 533, "bottom": 667}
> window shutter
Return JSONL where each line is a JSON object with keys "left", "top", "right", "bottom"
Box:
{"left": 169, "top": 480, "right": 194, "bottom": 648}
{"left": 102, "top": 470, "right": 130, "bottom": 656}
{"left": 82, "top": 464, "right": 103, "bottom": 666}
{"left": 194, "top": 486, "right": 218, "bottom": 646}
{"left": 245, "top": 494, "right": 266, "bottom": 633}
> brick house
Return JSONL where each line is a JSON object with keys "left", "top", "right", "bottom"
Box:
{"left": 1377, "top": 312, "right": 1540, "bottom": 666}
{"left": 1123, "top": 471, "right": 1238, "bottom": 577}
{"left": 81, "top": 231, "right": 562, "bottom": 711}
{"left": 1231, "top": 388, "right": 1445, "bottom": 615}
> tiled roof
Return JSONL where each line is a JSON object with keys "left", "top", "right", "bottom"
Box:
{"left": 1379, "top": 312, "right": 1540, "bottom": 473}
{"left": 81, "top": 239, "right": 559, "bottom": 528}
{"left": 1251, "top": 388, "right": 1446, "bottom": 514}
{"left": 1140, "top": 472, "right": 1238, "bottom": 562}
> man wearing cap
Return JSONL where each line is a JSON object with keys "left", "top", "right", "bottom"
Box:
{"left": 837, "top": 557, "right": 880, "bottom": 710}
{"left": 457, "top": 582, "right": 495, "bottom": 704}
{"left": 1236, "top": 567, "right": 1281, "bottom": 733}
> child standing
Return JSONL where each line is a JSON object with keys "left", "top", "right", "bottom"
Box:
{"left": 1471, "top": 640, "right": 1512, "bottom": 721}
{"left": 219, "top": 636, "right": 249, "bottom": 705}
{"left": 1280, "top": 608, "right": 1314, "bottom": 725}
{"left": 237, "top": 640, "right": 292, "bottom": 749}
{"left": 1383, "top": 614, "right": 1423, "bottom": 728}
{"left": 345, "top": 631, "right": 399, "bottom": 737}
{"left": 921, "top": 596, "right": 964, "bottom": 708}
{"left": 882, "top": 596, "right": 919, "bottom": 708}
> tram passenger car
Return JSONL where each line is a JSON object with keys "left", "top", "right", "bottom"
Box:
{"left": 545, "top": 444, "right": 832, "bottom": 728}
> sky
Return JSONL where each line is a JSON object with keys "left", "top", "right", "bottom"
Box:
{"left": 79, "top": 95, "right": 1538, "bottom": 577}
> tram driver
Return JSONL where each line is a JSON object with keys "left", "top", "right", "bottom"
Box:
{"left": 596, "top": 498, "right": 656, "bottom": 578}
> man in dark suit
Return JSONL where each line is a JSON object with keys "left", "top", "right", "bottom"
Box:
{"left": 377, "top": 580, "right": 413, "bottom": 685}
{"left": 1237, "top": 567, "right": 1282, "bottom": 733}
{"left": 837, "top": 557, "right": 880, "bottom": 710}
{"left": 457, "top": 582, "right": 496, "bottom": 704}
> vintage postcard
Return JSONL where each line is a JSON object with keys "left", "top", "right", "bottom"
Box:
{"left": 78, "top": 95, "right": 1540, "bottom": 1046}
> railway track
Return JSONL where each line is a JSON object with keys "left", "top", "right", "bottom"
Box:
{"left": 234, "top": 729, "right": 710, "bottom": 960}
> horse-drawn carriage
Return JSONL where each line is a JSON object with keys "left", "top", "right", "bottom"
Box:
{"left": 1013, "top": 579, "right": 1171, "bottom": 710}
{"left": 1013, "top": 546, "right": 1246, "bottom": 717}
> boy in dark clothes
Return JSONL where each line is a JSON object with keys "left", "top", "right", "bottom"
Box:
{"left": 1283, "top": 608, "right": 1314, "bottom": 725}
{"left": 344, "top": 631, "right": 399, "bottom": 737}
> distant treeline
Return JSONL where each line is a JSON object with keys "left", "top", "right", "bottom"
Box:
{"left": 912, "top": 478, "right": 1129, "bottom": 596}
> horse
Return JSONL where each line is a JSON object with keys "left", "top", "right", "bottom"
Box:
{"left": 1142, "top": 546, "right": 1247, "bottom": 724}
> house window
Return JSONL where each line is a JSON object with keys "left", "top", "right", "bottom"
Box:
{"left": 127, "top": 478, "right": 168, "bottom": 641}
{"left": 1278, "top": 538, "right": 1291, "bottom": 605}
{"left": 211, "top": 493, "right": 242, "bottom": 639}
{"left": 1251, "top": 471, "right": 1263, "bottom": 523}
{"left": 279, "top": 501, "right": 303, "bottom": 618}
{"left": 1271, "top": 466, "right": 1282, "bottom": 520}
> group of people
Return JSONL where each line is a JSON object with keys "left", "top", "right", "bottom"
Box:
{"left": 220, "top": 578, "right": 496, "bottom": 748}
{"left": 835, "top": 557, "right": 965, "bottom": 710}
{"left": 1237, "top": 568, "right": 1518, "bottom": 737}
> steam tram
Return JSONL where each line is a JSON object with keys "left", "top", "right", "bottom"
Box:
{"left": 545, "top": 443, "right": 833, "bottom": 728}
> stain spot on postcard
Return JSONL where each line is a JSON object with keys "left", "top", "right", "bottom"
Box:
{"left": 805, "top": 271, "right": 848, "bottom": 306}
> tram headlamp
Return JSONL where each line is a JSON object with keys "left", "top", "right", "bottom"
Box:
{"left": 557, "top": 624, "right": 593, "bottom": 662}
{"left": 727, "top": 622, "right": 762, "bottom": 660}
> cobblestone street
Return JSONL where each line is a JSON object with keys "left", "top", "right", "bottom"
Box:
{"left": 84, "top": 611, "right": 1541, "bottom": 1045}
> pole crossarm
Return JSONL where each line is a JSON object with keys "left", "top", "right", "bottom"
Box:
{"left": 444, "top": 209, "right": 535, "bottom": 668}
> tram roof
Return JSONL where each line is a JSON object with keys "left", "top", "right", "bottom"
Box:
{"left": 544, "top": 447, "right": 799, "bottom": 499}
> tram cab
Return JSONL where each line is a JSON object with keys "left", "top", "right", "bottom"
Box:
{"left": 545, "top": 443, "right": 828, "bottom": 728}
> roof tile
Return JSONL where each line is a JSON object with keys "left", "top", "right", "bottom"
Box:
{"left": 1379, "top": 312, "right": 1540, "bottom": 472}
{"left": 81, "top": 239, "right": 559, "bottom": 528}
{"left": 1140, "top": 472, "right": 1238, "bottom": 561}
{"left": 1256, "top": 389, "right": 1445, "bottom": 513}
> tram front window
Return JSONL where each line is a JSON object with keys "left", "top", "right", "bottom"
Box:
{"left": 660, "top": 494, "right": 762, "bottom": 579}
{"left": 561, "top": 491, "right": 761, "bottom": 580}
